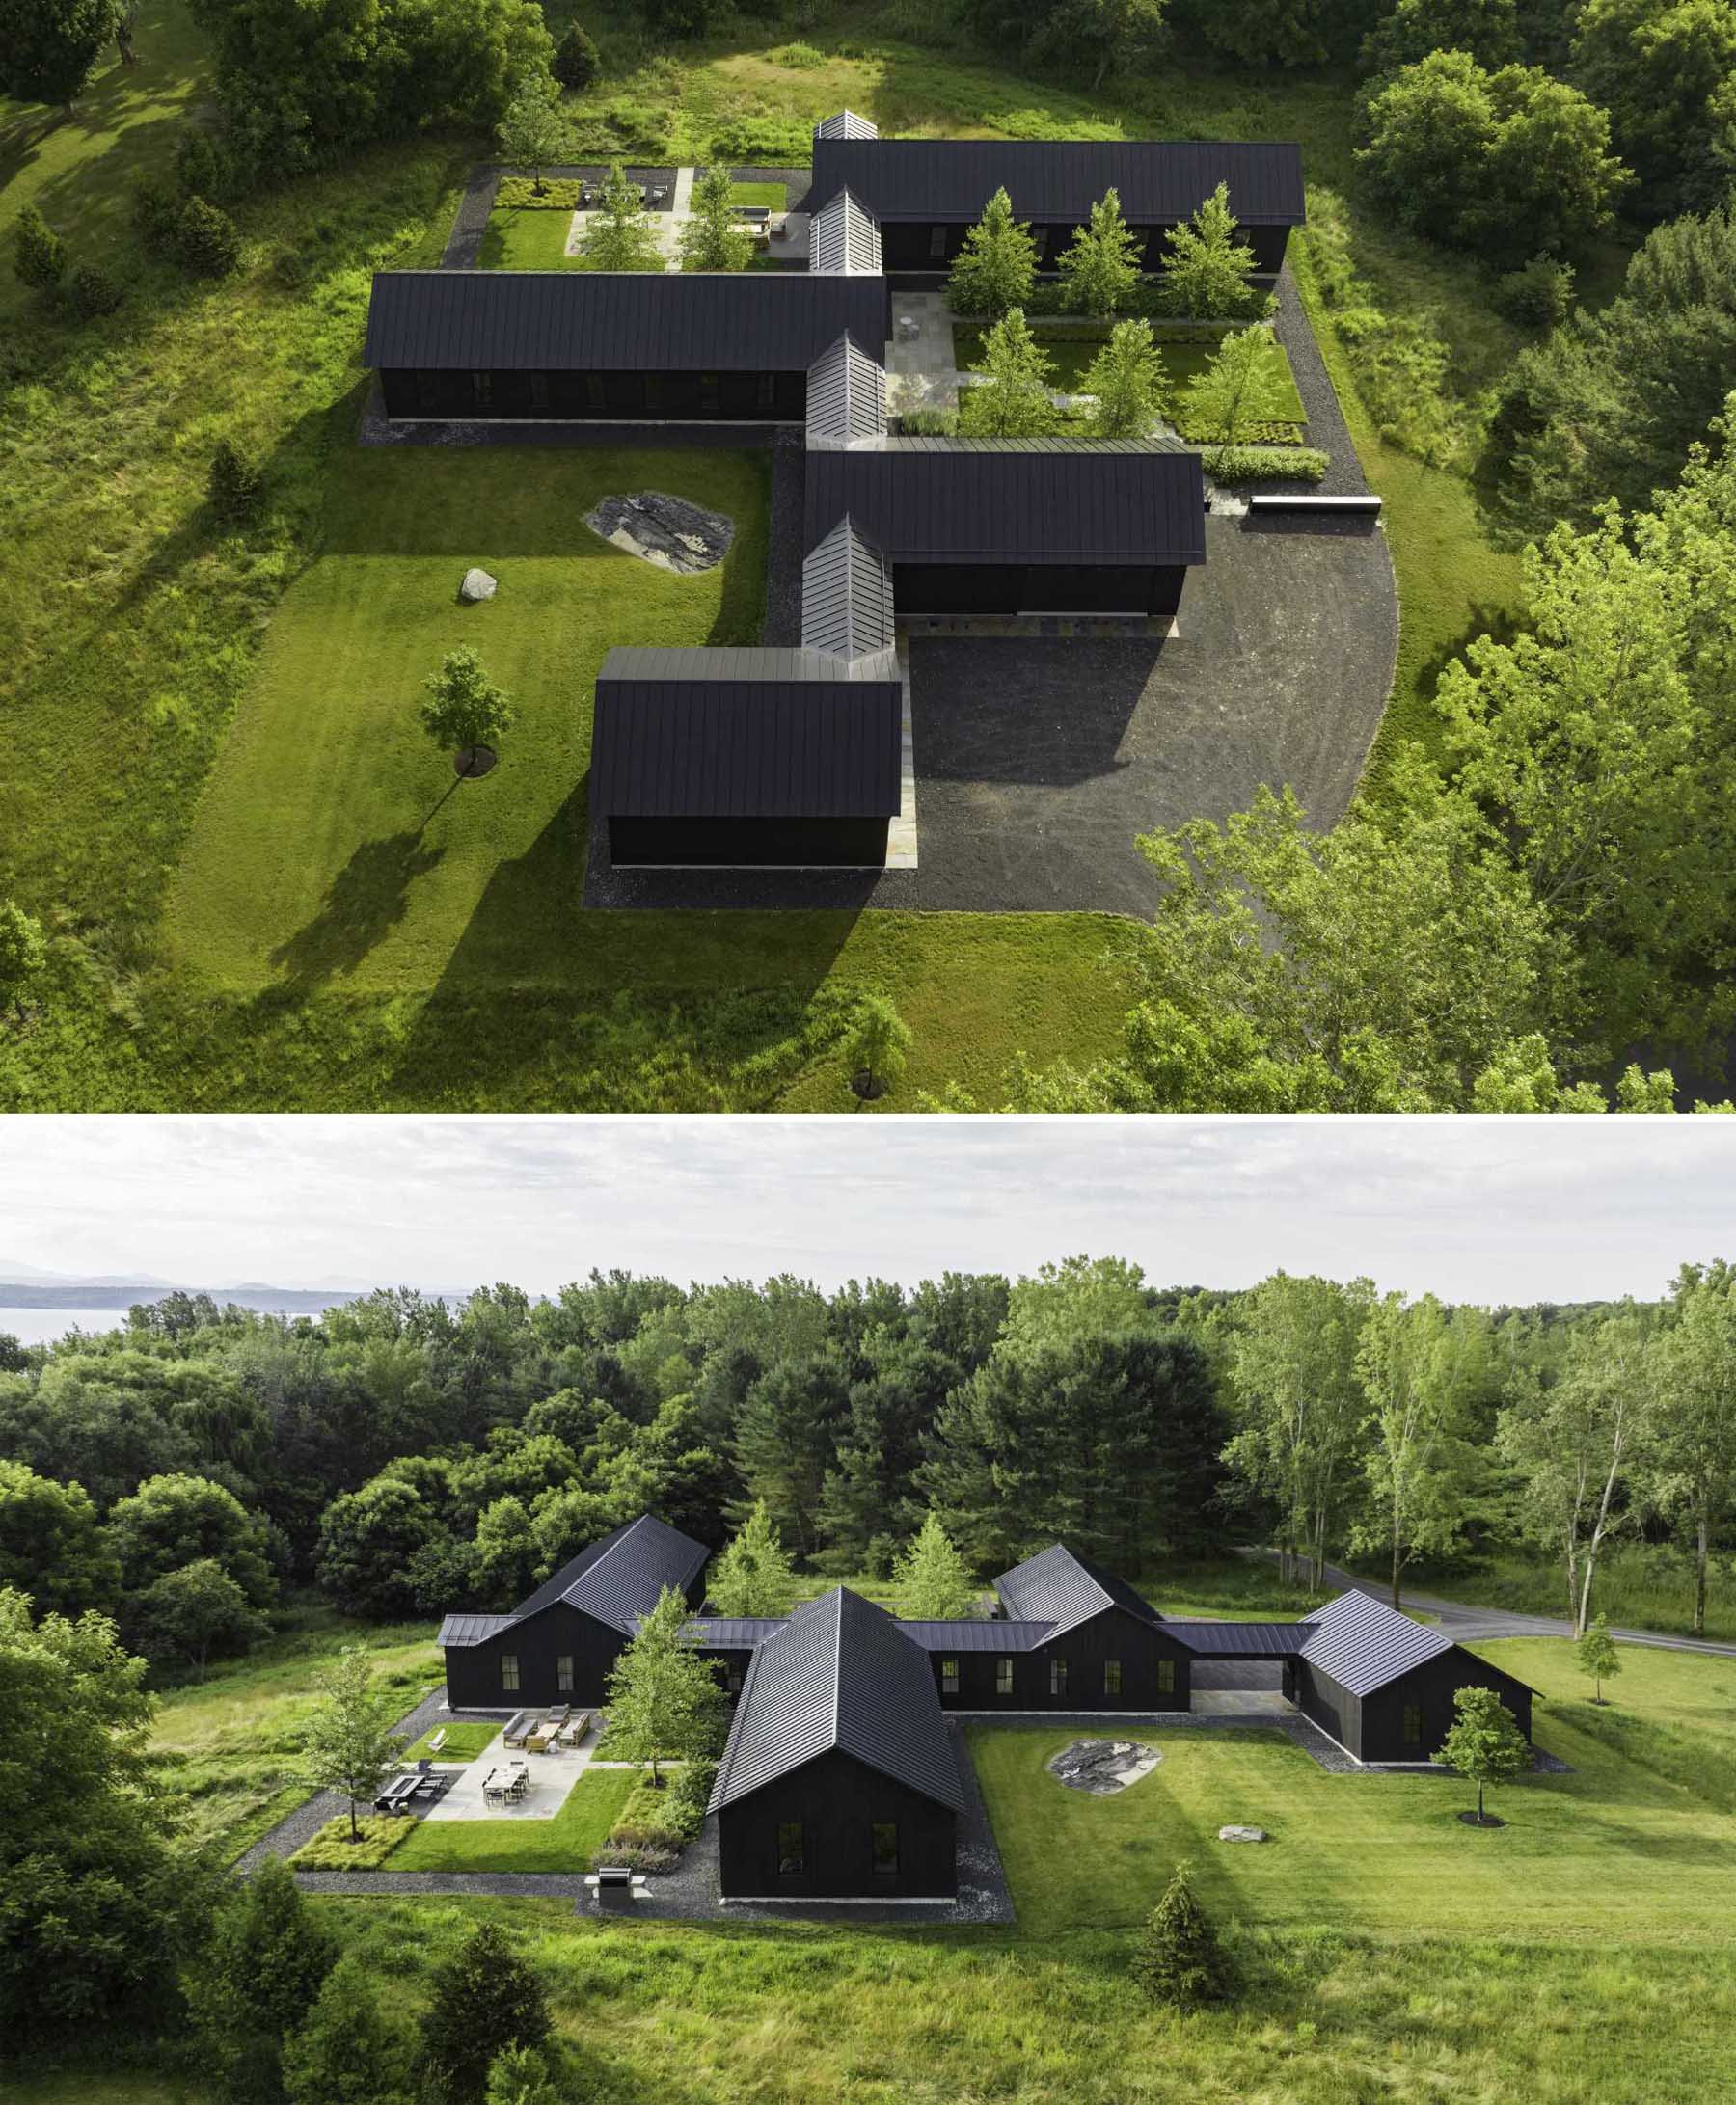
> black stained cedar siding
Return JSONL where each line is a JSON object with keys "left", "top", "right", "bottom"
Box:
{"left": 591, "top": 652, "right": 903, "bottom": 819}
{"left": 714, "top": 1746, "right": 958, "bottom": 1899}
{"left": 608, "top": 816, "right": 890, "bottom": 867}
{"left": 442, "top": 1598, "right": 630, "bottom": 1710}
{"left": 810, "top": 139, "right": 1305, "bottom": 226}
{"left": 364, "top": 271, "right": 888, "bottom": 373}
{"left": 923, "top": 1606, "right": 1191, "bottom": 1711}
{"left": 804, "top": 444, "right": 1207, "bottom": 567}
{"left": 1291, "top": 1645, "right": 1534, "bottom": 1764}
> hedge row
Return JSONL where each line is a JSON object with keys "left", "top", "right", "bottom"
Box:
{"left": 495, "top": 177, "right": 582, "bottom": 210}
{"left": 1201, "top": 445, "right": 1331, "bottom": 482}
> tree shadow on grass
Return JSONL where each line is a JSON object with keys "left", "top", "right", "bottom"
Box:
{"left": 267, "top": 822, "right": 448, "bottom": 988}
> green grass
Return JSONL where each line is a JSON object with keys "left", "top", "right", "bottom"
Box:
{"left": 388, "top": 1766, "right": 637, "bottom": 1872}
{"left": 477, "top": 203, "right": 583, "bottom": 268}
{"left": 403, "top": 1718, "right": 502, "bottom": 1761}
{"left": 952, "top": 324, "right": 1307, "bottom": 424}
{"left": 288, "top": 1813, "right": 416, "bottom": 1868}
{"left": 1376, "top": 1551, "right": 1736, "bottom": 1646}
{"left": 728, "top": 179, "right": 787, "bottom": 210}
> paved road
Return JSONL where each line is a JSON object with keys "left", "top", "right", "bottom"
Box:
{"left": 1280, "top": 1552, "right": 1736, "bottom": 1659}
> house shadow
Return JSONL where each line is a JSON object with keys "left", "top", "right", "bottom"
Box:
{"left": 909, "top": 636, "right": 1162, "bottom": 789}
{"left": 267, "top": 824, "right": 446, "bottom": 988}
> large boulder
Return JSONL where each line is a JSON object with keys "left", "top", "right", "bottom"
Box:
{"left": 1217, "top": 1825, "right": 1268, "bottom": 1843}
{"left": 584, "top": 492, "right": 734, "bottom": 574}
{"left": 1046, "top": 1739, "right": 1162, "bottom": 1795}
{"left": 460, "top": 567, "right": 498, "bottom": 602}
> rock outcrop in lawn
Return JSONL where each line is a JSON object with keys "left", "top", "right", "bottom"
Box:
{"left": 586, "top": 492, "right": 734, "bottom": 574}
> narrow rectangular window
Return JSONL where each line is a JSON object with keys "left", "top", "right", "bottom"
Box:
{"left": 995, "top": 1656, "right": 1014, "bottom": 1697}
{"left": 940, "top": 1657, "right": 960, "bottom": 1696}
{"left": 1050, "top": 1658, "right": 1068, "bottom": 1699}
{"left": 1402, "top": 1704, "right": 1422, "bottom": 1746}
{"left": 1104, "top": 1660, "right": 1123, "bottom": 1697}
{"left": 777, "top": 1822, "right": 805, "bottom": 1876}
{"left": 501, "top": 1654, "right": 519, "bottom": 1692}
{"left": 472, "top": 371, "right": 493, "bottom": 409}
{"left": 417, "top": 371, "right": 439, "bottom": 412}
{"left": 529, "top": 372, "right": 550, "bottom": 412}
{"left": 727, "top": 1666, "right": 744, "bottom": 1695}
{"left": 757, "top": 371, "right": 775, "bottom": 410}
{"left": 871, "top": 1822, "right": 898, "bottom": 1881}
{"left": 586, "top": 374, "right": 605, "bottom": 411}
{"left": 1157, "top": 1660, "right": 1176, "bottom": 1695}
{"left": 556, "top": 1655, "right": 574, "bottom": 1692}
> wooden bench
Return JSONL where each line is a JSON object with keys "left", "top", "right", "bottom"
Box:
{"left": 1247, "top": 494, "right": 1382, "bottom": 516}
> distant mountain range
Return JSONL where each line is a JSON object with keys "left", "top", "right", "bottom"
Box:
{"left": 0, "top": 1261, "right": 377, "bottom": 1313}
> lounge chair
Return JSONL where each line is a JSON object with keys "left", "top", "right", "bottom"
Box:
{"left": 427, "top": 1728, "right": 448, "bottom": 1755}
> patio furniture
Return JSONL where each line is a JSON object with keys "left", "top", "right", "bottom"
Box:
{"left": 738, "top": 205, "right": 771, "bottom": 227}
{"left": 547, "top": 1705, "right": 571, "bottom": 1729}
{"left": 503, "top": 1711, "right": 539, "bottom": 1747}
{"left": 592, "top": 1867, "right": 639, "bottom": 1889}
{"left": 648, "top": 184, "right": 668, "bottom": 204}
{"left": 427, "top": 1729, "right": 448, "bottom": 1755}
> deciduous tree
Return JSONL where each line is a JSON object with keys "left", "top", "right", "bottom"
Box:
{"left": 578, "top": 161, "right": 664, "bottom": 270}
{"left": 1436, "top": 1686, "right": 1531, "bottom": 1822}
{"left": 1575, "top": 1614, "right": 1621, "bottom": 1703}
{"left": 892, "top": 1510, "right": 979, "bottom": 1617}
{"left": 1157, "top": 182, "right": 1259, "bottom": 319}
{"left": 1081, "top": 317, "right": 1169, "bottom": 436}
{"left": 846, "top": 992, "right": 911, "bottom": 1100}
{"left": 299, "top": 1644, "right": 407, "bottom": 1841}
{"left": 603, "top": 1583, "right": 729, "bottom": 1784}
{"left": 1646, "top": 1262, "right": 1736, "bottom": 1634}
{"left": 0, "top": 1461, "right": 119, "bottom": 1613}
{"left": 420, "top": 648, "right": 515, "bottom": 776}
{"left": 944, "top": 187, "right": 1038, "bottom": 319}
{"left": 496, "top": 70, "right": 570, "bottom": 195}
{"left": 0, "top": 901, "right": 47, "bottom": 1024}
{"left": 135, "top": 1559, "right": 269, "bottom": 1679}
{"left": 1057, "top": 187, "right": 1144, "bottom": 318}
{"left": 680, "top": 165, "right": 753, "bottom": 271}
{"left": 1179, "top": 325, "right": 1294, "bottom": 442}
{"left": 958, "top": 309, "right": 1059, "bottom": 437}
{"left": 706, "top": 1498, "right": 798, "bottom": 1616}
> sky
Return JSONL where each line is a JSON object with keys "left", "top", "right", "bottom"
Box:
{"left": 2, "top": 1115, "right": 1733, "bottom": 1306}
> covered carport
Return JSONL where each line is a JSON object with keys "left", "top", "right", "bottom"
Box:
{"left": 1163, "top": 1620, "right": 1312, "bottom": 1716}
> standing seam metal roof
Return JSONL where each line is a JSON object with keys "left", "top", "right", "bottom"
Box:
{"left": 810, "top": 188, "right": 883, "bottom": 275}
{"left": 809, "top": 137, "right": 1306, "bottom": 226}
{"left": 708, "top": 1587, "right": 964, "bottom": 1815}
{"left": 801, "top": 516, "right": 897, "bottom": 661}
{"left": 895, "top": 1619, "right": 1057, "bottom": 1652}
{"left": 804, "top": 441, "right": 1206, "bottom": 566}
{"left": 448, "top": 1514, "right": 711, "bottom": 1640}
{"left": 815, "top": 109, "right": 881, "bottom": 142}
{"left": 994, "top": 1544, "right": 1165, "bottom": 1639}
{"left": 1162, "top": 1620, "right": 1314, "bottom": 1658}
{"left": 1297, "top": 1590, "right": 1455, "bottom": 1696}
{"left": 361, "top": 271, "right": 887, "bottom": 373}
{"left": 805, "top": 333, "right": 888, "bottom": 450}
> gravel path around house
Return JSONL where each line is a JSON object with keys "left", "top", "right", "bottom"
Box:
{"left": 444, "top": 164, "right": 503, "bottom": 266}
{"left": 761, "top": 428, "right": 805, "bottom": 646}
{"left": 1268, "top": 262, "right": 1368, "bottom": 497}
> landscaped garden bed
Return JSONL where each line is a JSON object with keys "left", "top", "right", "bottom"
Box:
{"left": 288, "top": 1815, "right": 413, "bottom": 1869}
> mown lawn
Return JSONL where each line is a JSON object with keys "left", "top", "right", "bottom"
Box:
{"left": 477, "top": 202, "right": 583, "bottom": 268}
{"left": 404, "top": 1717, "right": 502, "bottom": 1761}
{"left": 388, "top": 1766, "right": 637, "bottom": 1872}
{"left": 971, "top": 1638, "right": 1736, "bottom": 1947}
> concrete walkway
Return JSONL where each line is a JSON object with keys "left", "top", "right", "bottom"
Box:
{"left": 1270, "top": 1552, "right": 1736, "bottom": 1658}
{"left": 421, "top": 1718, "right": 599, "bottom": 1822}
{"left": 884, "top": 291, "right": 959, "bottom": 415}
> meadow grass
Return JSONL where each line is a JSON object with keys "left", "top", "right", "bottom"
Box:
{"left": 289, "top": 1814, "right": 415, "bottom": 1868}
{"left": 1392, "top": 1552, "right": 1736, "bottom": 1646}
{"left": 388, "top": 1765, "right": 637, "bottom": 1872}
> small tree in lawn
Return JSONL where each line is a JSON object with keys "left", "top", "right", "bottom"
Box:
{"left": 497, "top": 71, "right": 570, "bottom": 197}
{"left": 0, "top": 901, "right": 47, "bottom": 1026}
{"left": 708, "top": 1498, "right": 799, "bottom": 1617}
{"left": 13, "top": 203, "right": 66, "bottom": 291}
{"left": 579, "top": 161, "right": 664, "bottom": 271}
{"left": 1436, "top": 1685, "right": 1531, "bottom": 1826}
{"left": 846, "top": 990, "right": 913, "bottom": 1100}
{"left": 944, "top": 186, "right": 1038, "bottom": 319}
{"left": 604, "top": 1582, "right": 729, "bottom": 1786}
{"left": 1179, "top": 324, "right": 1293, "bottom": 443}
{"left": 553, "top": 20, "right": 600, "bottom": 90}
{"left": 1159, "top": 182, "right": 1259, "bottom": 320}
{"left": 1576, "top": 1614, "right": 1621, "bottom": 1705}
{"left": 892, "top": 1511, "right": 978, "bottom": 1619}
{"left": 421, "top": 647, "right": 515, "bottom": 778}
{"left": 1057, "top": 187, "right": 1144, "bottom": 319}
{"left": 420, "top": 1923, "right": 551, "bottom": 2105}
{"left": 300, "top": 1643, "right": 406, "bottom": 1842}
{"left": 680, "top": 165, "right": 753, "bottom": 272}
{"left": 958, "top": 308, "right": 1058, "bottom": 438}
{"left": 1081, "top": 317, "right": 1169, "bottom": 438}
{"left": 1132, "top": 1862, "right": 1234, "bottom": 2010}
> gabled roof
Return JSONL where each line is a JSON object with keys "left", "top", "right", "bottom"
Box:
{"left": 440, "top": 1515, "right": 710, "bottom": 1645}
{"left": 680, "top": 1616, "right": 792, "bottom": 1648}
{"left": 801, "top": 516, "right": 896, "bottom": 661}
{"left": 1163, "top": 1620, "right": 1313, "bottom": 1658}
{"left": 804, "top": 440, "right": 1207, "bottom": 567}
{"left": 1298, "top": 1591, "right": 1455, "bottom": 1697}
{"left": 815, "top": 108, "right": 880, "bottom": 142}
{"left": 809, "top": 137, "right": 1306, "bottom": 227}
{"left": 994, "top": 1544, "right": 1164, "bottom": 1640}
{"left": 590, "top": 647, "right": 903, "bottom": 820}
{"left": 896, "top": 1619, "right": 1056, "bottom": 1652}
{"left": 708, "top": 1587, "right": 963, "bottom": 1816}
{"left": 810, "top": 187, "right": 883, "bottom": 276}
{"left": 362, "top": 270, "right": 886, "bottom": 373}
{"left": 805, "top": 333, "right": 887, "bottom": 451}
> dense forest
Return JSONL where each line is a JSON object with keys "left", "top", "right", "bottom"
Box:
{"left": 3, "top": 1255, "right": 1732, "bottom": 1684}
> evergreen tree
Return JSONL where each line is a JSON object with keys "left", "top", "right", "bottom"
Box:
{"left": 732, "top": 1352, "right": 850, "bottom": 1553}
{"left": 944, "top": 186, "right": 1038, "bottom": 318}
{"left": 283, "top": 1957, "right": 416, "bottom": 2105}
{"left": 1057, "top": 187, "right": 1144, "bottom": 318}
{"left": 188, "top": 1858, "right": 338, "bottom": 2102}
{"left": 420, "top": 1923, "right": 551, "bottom": 2105}
{"left": 13, "top": 202, "right": 66, "bottom": 289}
{"left": 2, "top": 0, "right": 122, "bottom": 110}
{"left": 496, "top": 70, "right": 570, "bottom": 195}
{"left": 958, "top": 309, "right": 1059, "bottom": 438}
{"left": 680, "top": 165, "right": 753, "bottom": 272}
{"left": 1575, "top": 1614, "right": 1621, "bottom": 1703}
{"left": 603, "top": 1583, "right": 729, "bottom": 1783}
{"left": 707, "top": 1498, "right": 798, "bottom": 1615}
{"left": 299, "top": 1644, "right": 406, "bottom": 1841}
{"left": 174, "top": 194, "right": 243, "bottom": 276}
{"left": 553, "top": 20, "right": 600, "bottom": 89}
{"left": 1132, "top": 1863, "right": 1234, "bottom": 2009}
{"left": 891, "top": 1511, "right": 978, "bottom": 1618}
{"left": 1436, "top": 1686, "right": 1532, "bottom": 1822}
{"left": 1081, "top": 317, "right": 1169, "bottom": 437}
{"left": 1158, "top": 182, "right": 1258, "bottom": 319}
{"left": 1179, "top": 325, "right": 1294, "bottom": 443}
{"left": 578, "top": 161, "right": 664, "bottom": 270}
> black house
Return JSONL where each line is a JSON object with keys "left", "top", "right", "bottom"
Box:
{"left": 708, "top": 1588, "right": 963, "bottom": 1901}
{"left": 1284, "top": 1589, "right": 1535, "bottom": 1764}
{"left": 363, "top": 270, "right": 888, "bottom": 422}
{"left": 436, "top": 1514, "right": 710, "bottom": 1708}
{"left": 809, "top": 123, "right": 1306, "bottom": 278}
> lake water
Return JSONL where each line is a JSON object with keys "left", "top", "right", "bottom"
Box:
{"left": 0, "top": 1307, "right": 138, "bottom": 1344}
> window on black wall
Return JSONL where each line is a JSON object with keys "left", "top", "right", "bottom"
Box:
{"left": 502, "top": 1655, "right": 520, "bottom": 1692}
{"left": 1157, "top": 1660, "right": 1176, "bottom": 1694}
{"left": 1104, "top": 1660, "right": 1123, "bottom": 1697}
{"left": 1050, "top": 1658, "right": 1068, "bottom": 1698}
{"left": 777, "top": 1822, "right": 805, "bottom": 1876}
{"left": 995, "top": 1657, "right": 1014, "bottom": 1697}
{"left": 941, "top": 1657, "right": 960, "bottom": 1695}
{"left": 1402, "top": 1704, "right": 1422, "bottom": 1746}
{"left": 872, "top": 1823, "right": 898, "bottom": 1880}
{"left": 557, "top": 1656, "right": 574, "bottom": 1692}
